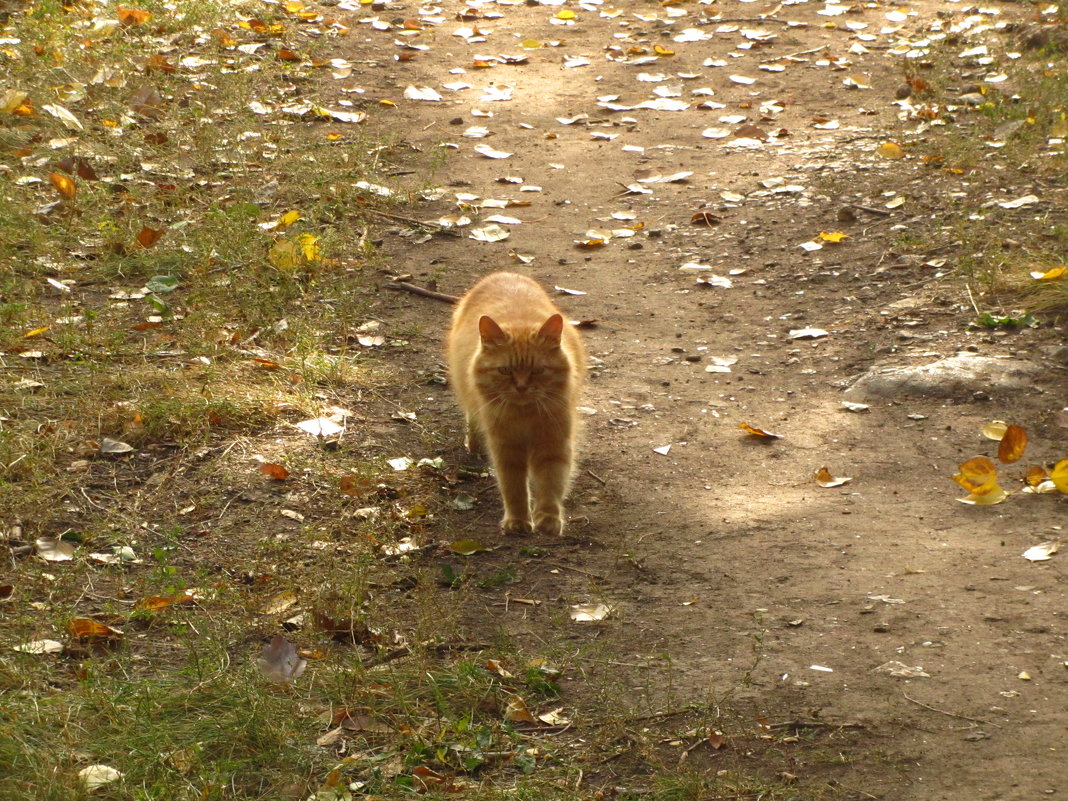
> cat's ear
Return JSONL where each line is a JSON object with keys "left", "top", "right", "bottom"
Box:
{"left": 478, "top": 315, "right": 509, "bottom": 346}
{"left": 537, "top": 314, "right": 564, "bottom": 346}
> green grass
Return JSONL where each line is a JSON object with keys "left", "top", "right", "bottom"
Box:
{"left": 1, "top": 2, "right": 892, "bottom": 799}
{"left": 891, "top": 20, "right": 1068, "bottom": 316}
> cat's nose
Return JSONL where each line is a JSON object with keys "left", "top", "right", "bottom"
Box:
{"left": 514, "top": 383, "right": 528, "bottom": 392}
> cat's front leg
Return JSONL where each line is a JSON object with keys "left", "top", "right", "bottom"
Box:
{"left": 530, "top": 449, "right": 572, "bottom": 536}
{"left": 494, "top": 454, "right": 532, "bottom": 535}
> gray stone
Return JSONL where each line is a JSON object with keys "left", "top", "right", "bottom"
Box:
{"left": 845, "top": 353, "right": 1043, "bottom": 400}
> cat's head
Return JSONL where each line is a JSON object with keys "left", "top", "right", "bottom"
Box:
{"left": 473, "top": 314, "right": 571, "bottom": 405}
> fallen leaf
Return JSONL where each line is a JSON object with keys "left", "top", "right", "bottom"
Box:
{"left": 49, "top": 172, "right": 76, "bottom": 201}
{"left": 117, "top": 6, "right": 151, "bottom": 26}
{"left": 135, "top": 226, "right": 165, "bottom": 248}
{"left": 13, "top": 639, "right": 64, "bottom": 654}
{"left": 295, "top": 417, "right": 343, "bottom": 437}
{"left": 818, "top": 231, "right": 850, "bottom": 243}
{"left": 1030, "top": 266, "right": 1067, "bottom": 281}
{"left": 36, "top": 536, "right": 74, "bottom": 562}
{"left": 981, "top": 421, "right": 1008, "bottom": 440}
{"left": 79, "top": 765, "right": 123, "bottom": 791}
{"left": 876, "top": 141, "right": 905, "bottom": 159}
{"left": 257, "top": 635, "right": 307, "bottom": 684}
{"left": 569, "top": 602, "right": 612, "bottom": 621}
{"left": 504, "top": 695, "right": 537, "bottom": 723}
{"left": 1050, "top": 459, "right": 1068, "bottom": 493}
{"left": 69, "top": 618, "right": 124, "bottom": 640}
{"left": 100, "top": 437, "right": 135, "bottom": 454}
{"left": 953, "top": 456, "right": 999, "bottom": 495}
{"left": 1022, "top": 542, "right": 1058, "bottom": 562}
{"left": 449, "top": 538, "right": 490, "bottom": 555}
{"left": 997, "top": 424, "right": 1027, "bottom": 464}
{"left": 815, "top": 467, "right": 852, "bottom": 488}
{"left": 259, "top": 462, "right": 290, "bottom": 480}
{"left": 874, "top": 661, "right": 929, "bottom": 678}
{"left": 788, "top": 328, "right": 829, "bottom": 340}
{"left": 738, "top": 422, "right": 782, "bottom": 439}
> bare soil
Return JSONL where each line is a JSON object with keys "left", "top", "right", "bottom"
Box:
{"left": 334, "top": 0, "right": 1067, "bottom": 798}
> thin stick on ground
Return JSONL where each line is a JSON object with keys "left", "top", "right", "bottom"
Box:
{"left": 384, "top": 282, "right": 459, "bottom": 304}
{"left": 902, "top": 691, "right": 999, "bottom": 727}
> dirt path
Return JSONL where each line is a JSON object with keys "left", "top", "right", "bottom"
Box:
{"left": 331, "top": 0, "right": 1066, "bottom": 797}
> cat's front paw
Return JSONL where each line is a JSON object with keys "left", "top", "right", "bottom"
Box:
{"left": 501, "top": 517, "right": 533, "bottom": 536}
{"left": 533, "top": 514, "right": 564, "bottom": 537}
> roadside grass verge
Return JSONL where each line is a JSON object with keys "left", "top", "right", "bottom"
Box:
{"left": 889, "top": 8, "right": 1068, "bottom": 318}
{"left": 2, "top": 3, "right": 867, "bottom": 800}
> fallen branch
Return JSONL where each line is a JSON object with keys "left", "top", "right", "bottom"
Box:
{"left": 384, "top": 282, "right": 459, "bottom": 304}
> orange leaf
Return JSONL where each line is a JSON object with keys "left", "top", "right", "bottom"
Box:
{"left": 996, "top": 424, "right": 1027, "bottom": 464}
{"left": 117, "top": 7, "right": 152, "bottom": 26}
{"left": 69, "top": 618, "right": 124, "bottom": 639}
{"left": 738, "top": 422, "right": 782, "bottom": 439}
{"left": 49, "top": 172, "right": 76, "bottom": 201}
{"left": 136, "top": 226, "right": 165, "bottom": 248}
{"left": 253, "top": 358, "right": 282, "bottom": 369}
{"left": 953, "top": 456, "right": 999, "bottom": 495}
{"left": 339, "top": 475, "right": 369, "bottom": 496}
{"left": 260, "top": 462, "right": 290, "bottom": 480}
{"left": 1024, "top": 465, "right": 1048, "bottom": 487}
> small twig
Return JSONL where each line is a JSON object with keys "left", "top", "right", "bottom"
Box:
{"left": 765, "top": 44, "right": 827, "bottom": 62}
{"left": 965, "top": 283, "right": 981, "bottom": 316}
{"left": 384, "top": 282, "right": 459, "bottom": 304}
{"left": 544, "top": 561, "right": 606, "bottom": 581}
{"left": 361, "top": 207, "right": 460, "bottom": 235}
{"left": 902, "top": 691, "right": 999, "bottom": 727}
{"left": 850, "top": 203, "right": 892, "bottom": 216}
{"left": 586, "top": 468, "right": 607, "bottom": 485}
{"left": 707, "top": 16, "right": 802, "bottom": 26}
{"left": 768, "top": 719, "right": 867, "bottom": 731}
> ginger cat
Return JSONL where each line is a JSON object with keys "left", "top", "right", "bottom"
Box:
{"left": 447, "top": 272, "right": 586, "bottom": 536}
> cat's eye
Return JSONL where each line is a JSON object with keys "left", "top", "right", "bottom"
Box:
{"left": 497, "top": 366, "right": 513, "bottom": 375}
{"left": 530, "top": 368, "right": 545, "bottom": 376}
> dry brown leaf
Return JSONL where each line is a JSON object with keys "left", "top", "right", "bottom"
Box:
{"left": 136, "top": 226, "right": 165, "bottom": 248}
{"left": 259, "top": 462, "right": 290, "bottom": 480}
{"left": 117, "top": 7, "right": 152, "bottom": 26}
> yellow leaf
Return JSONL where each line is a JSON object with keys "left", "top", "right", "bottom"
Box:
{"left": 379, "top": 99, "right": 396, "bottom": 107}
{"left": 818, "top": 231, "right": 850, "bottom": 243}
{"left": 48, "top": 172, "right": 76, "bottom": 200}
{"left": 277, "top": 210, "right": 302, "bottom": 230}
{"left": 268, "top": 240, "right": 300, "bottom": 271}
{"left": 956, "top": 486, "right": 1009, "bottom": 505}
{"left": 503, "top": 695, "right": 536, "bottom": 723}
{"left": 1050, "top": 113, "right": 1068, "bottom": 138}
{"left": 1051, "top": 459, "right": 1068, "bottom": 494}
{"left": 1030, "top": 266, "right": 1068, "bottom": 281}
{"left": 654, "top": 45, "right": 675, "bottom": 56}
{"left": 0, "top": 89, "right": 28, "bottom": 114}
{"left": 284, "top": 0, "right": 305, "bottom": 11}
{"left": 24, "top": 325, "right": 50, "bottom": 338}
{"left": 101, "top": 119, "right": 119, "bottom": 127}
{"left": 997, "top": 424, "right": 1027, "bottom": 464}
{"left": 520, "top": 39, "right": 542, "bottom": 49}
{"left": 297, "top": 233, "right": 321, "bottom": 262}
{"left": 555, "top": 9, "right": 575, "bottom": 19}
{"left": 876, "top": 141, "right": 905, "bottom": 159}
{"left": 952, "top": 456, "right": 999, "bottom": 496}
{"left": 980, "top": 420, "right": 1008, "bottom": 440}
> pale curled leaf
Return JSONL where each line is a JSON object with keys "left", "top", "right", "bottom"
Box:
{"left": 257, "top": 635, "right": 307, "bottom": 684}
{"left": 569, "top": 603, "right": 612, "bottom": 622}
